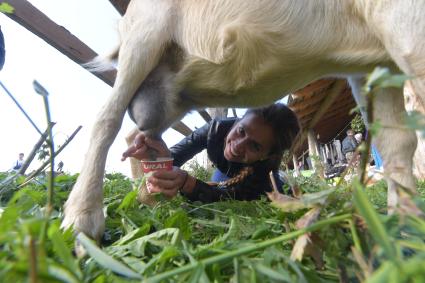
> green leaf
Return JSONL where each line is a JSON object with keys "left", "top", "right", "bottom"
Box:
{"left": 254, "top": 263, "right": 291, "bottom": 282}
{"left": 364, "top": 67, "right": 410, "bottom": 92}
{"left": 368, "top": 121, "right": 382, "bottom": 136}
{"left": 47, "top": 263, "right": 81, "bottom": 283}
{"left": 232, "top": 258, "right": 240, "bottom": 283}
{"left": 92, "top": 275, "right": 107, "bottom": 283}
{"left": 157, "top": 245, "right": 180, "bottom": 264}
{"left": 76, "top": 233, "right": 142, "bottom": 279}
{"left": 379, "top": 74, "right": 410, "bottom": 88}
{"left": 353, "top": 180, "right": 397, "bottom": 259}
{"left": 268, "top": 189, "right": 333, "bottom": 212}
{"left": 164, "top": 209, "right": 191, "bottom": 240}
{"left": 300, "top": 189, "right": 334, "bottom": 206}
{"left": 0, "top": 3, "right": 14, "bottom": 13}
{"left": 367, "top": 261, "right": 393, "bottom": 283}
{"left": 117, "top": 190, "right": 138, "bottom": 211}
{"left": 113, "top": 223, "right": 150, "bottom": 246}
{"left": 401, "top": 257, "right": 425, "bottom": 278}
{"left": 407, "top": 215, "right": 425, "bottom": 235}
{"left": 365, "top": 67, "right": 391, "bottom": 91}
{"left": 405, "top": 111, "right": 425, "bottom": 138}
{"left": 0, "top": 206, "right": 19, "bottom": 237}
{"left": 187, "top": 264, "right": 209, "bottom": 283}
{"left": 47, "top": 223, "right": 82, "bottom": 278}
{"left": 194, "top": 217, "right": 239, "bottom": 255}
{"left": 109, "top": 228, "right": 180, "bottom": 258}
{"left": 268, "top": 192, "right": 307, "bottom": 212}
{"left": 397, "top": 240, "right": 425, "bottom": 252}
{"left": 251, "top": 227, "right": 269, "bottom": 240}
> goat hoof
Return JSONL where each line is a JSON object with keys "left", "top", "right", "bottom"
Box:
{"left": 61, "top": 207, "right": 105, "bottom": 243}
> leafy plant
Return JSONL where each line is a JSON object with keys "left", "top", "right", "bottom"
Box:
{"left": 0, "top": 67, "right": 424, "bottom": 282}
{"left": 0, "top": 2, "right": 14, "bottom": 14}
{"left": 185, "top": 160, "right": 213, "bottom": 182}
{"left": 351, "top": 113, "right": 365, "bottom": 133}
{"left": 1, "top": 170, "right": 423, "bottom": 282}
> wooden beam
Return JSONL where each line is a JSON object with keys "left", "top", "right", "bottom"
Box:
{"left": 171, "top": 121, "right": 192, "bottom": 137}
{"left": 109, "top": 0, "right": 130, "bottom": 16}
{"left": 300, "top": 99, "right": 355, "bottom": 125}
{"left": 315, "top": 107, "right": 356, "bottom": 126}
{"left": 292, "top": 79, "right": 334, "bottom": 98}
{"left": 4, "top": 0, "right": 116, "bottom": 86}
{"left": 291, "top": 85, "right": 350, "bottom": 113}
{"left": 296, "top": 90, "right": 353, "bottom": 120}
{"left": 321, "top": 102, "right": 356, "bottom": 120}
{"left": 198, "top": 109, "right": 212, "bottom": 122}
{"left": 290, "top": 90, "right": 323, "bottom": 105}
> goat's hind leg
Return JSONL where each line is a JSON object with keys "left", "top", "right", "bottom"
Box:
{"left": 366, "top": 1, "right": 425, "bottom": 212}
{"left": 369, "top": 0, "right": 425, "bottom": 106}
{"left": 61, "top": 5, "right": 173, "bottom": 242}
{"left": 373, "top": 87, "right": 417, "bottom": 214}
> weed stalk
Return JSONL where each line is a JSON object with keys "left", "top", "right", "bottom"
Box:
{"left": 41, "top": 95, "right": 55, "bottom": 216}
{"left": 29, "top": 236, "right": 38, "bottom": 283}
{"left": 359, "top": 88, "right": 374, "bottom": 184}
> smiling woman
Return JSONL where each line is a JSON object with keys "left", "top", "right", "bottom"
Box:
{"left": 122, "top": 102, "right": 300, "bottom": 202}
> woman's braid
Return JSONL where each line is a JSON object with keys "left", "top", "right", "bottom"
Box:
{"left": 218, "top": 166, "right": 254, "bottom": 187}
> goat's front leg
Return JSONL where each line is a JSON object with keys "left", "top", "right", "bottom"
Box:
{"left": 61, "top": 2, "right": 173, "bottom": 241}
{"left": 61, "top": 95, "right": 128, "bottom": 241}
{"left": 62, "top": 88, "right": 140, "bottom": 240}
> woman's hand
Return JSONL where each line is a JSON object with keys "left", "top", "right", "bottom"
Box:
{"left": 121, "top": 132, "right": 170, "bottom": 161}
{"left": 147, "top": 167, "right": 190, "bottom": 199}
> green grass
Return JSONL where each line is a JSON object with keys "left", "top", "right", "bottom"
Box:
{"left": 0, "top": 171, "right": 424, "bottom": 282}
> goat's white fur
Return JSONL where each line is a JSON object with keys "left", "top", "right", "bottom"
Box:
{"left": 62, "top": 0, "right": 425, "bottom": 241}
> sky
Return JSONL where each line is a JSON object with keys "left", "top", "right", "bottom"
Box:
{"left": 0, "top": 0, "right": 215, "bottom": 176}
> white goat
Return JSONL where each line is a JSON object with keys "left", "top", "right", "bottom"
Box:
{"left": 62, "top": 0, "right": 425, "bottom": 242}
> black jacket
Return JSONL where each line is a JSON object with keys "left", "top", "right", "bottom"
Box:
{"left": 170, "top": 118, "right": 280, "bottom": 203}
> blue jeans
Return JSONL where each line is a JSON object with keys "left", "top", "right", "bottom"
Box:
{"left": 211, "top": 169, "right": 230, "bottom": 182}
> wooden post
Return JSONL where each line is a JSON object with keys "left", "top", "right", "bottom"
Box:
{"left": 334, "top": 139, "right": 344, "bottom": 163}
{"left": 307, "top": 130, "right": 319, "bottom": 172}
{"left": 293, "top": 154, "right": 300, "bottom": 177}
{"left": 329, "top": 143, "right": 335, "bottom": 164}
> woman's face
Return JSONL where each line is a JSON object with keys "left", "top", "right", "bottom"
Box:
{"left": 224, "top": 114, "right": 275, "bottom": 164}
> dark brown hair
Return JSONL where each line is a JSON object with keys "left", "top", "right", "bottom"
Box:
{"left": 220, "top": 103, "right": 300, "bottom": 187}
{"left": 244, "top": 102, "right": 300, "bottom": 169}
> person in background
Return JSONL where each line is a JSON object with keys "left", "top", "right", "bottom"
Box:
{"left": 122, "top": 103, "right": 300, "bottom": 202}
{"left": 12, "top": 153, "right": 24, "bottom": 171}
{"left": 354, "top": 133, "right": 363, "bottom": 144}
{"left": 342, "top": 129, "right": 358, "bottom": 165}
{"left": 57, "top": 161, "right": 64, "bottom": 172}
{"left": 0, "top": 25, "right": 5, "bottom": 70}
{"left": 297, "top": 160, "right": 304, "bottom": 171}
